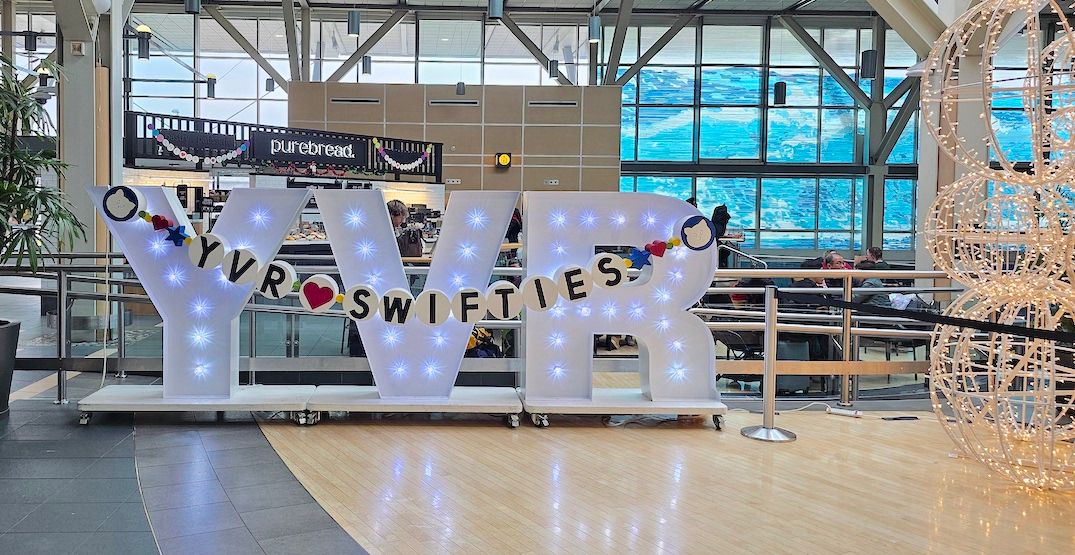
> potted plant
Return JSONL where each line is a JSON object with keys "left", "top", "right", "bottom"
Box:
{"left": 0, "top": 55, "right": 85, "bottom": 416}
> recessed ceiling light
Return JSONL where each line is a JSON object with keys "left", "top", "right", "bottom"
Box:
{"left": 440, "top": 38, "right": 449, "bottom": 42}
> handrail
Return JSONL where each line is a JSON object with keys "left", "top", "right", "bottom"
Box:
{"left": 2, "top": 254, "right": 949, "bottom": 405}
{"left": 718, "top": 242, "right": 768, "bottom": 269}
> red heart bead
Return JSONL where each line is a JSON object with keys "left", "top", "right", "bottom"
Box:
{"left": 646, "top": 240, "right": 667, "bottom": 257}
{"left": 303, "top": 282, "right": 336, "bottom": 309}
{"left": 151, "top": 215, "right": 171, "bottom": 231}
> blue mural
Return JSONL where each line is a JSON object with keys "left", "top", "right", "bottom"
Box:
{"left": 621, "top": 64, "right": 924, "bottom": 250}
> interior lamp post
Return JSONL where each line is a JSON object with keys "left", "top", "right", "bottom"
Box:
{"left": 206, "top": 74, "right": 217, "bottom": 98}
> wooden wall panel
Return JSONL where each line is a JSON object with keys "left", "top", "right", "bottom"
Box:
{"left": 294, "top": 84, "right": 620, "bottom": 193}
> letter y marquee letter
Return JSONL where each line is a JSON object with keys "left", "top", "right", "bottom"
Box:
{"left": 90, "top": 186, "right": 309, "bottom": 398}
{"left": 523, "top": 193, "right": 719, "bottom": 402}
{"left": 317, "top": 189, "right": 519, "bottom": 398}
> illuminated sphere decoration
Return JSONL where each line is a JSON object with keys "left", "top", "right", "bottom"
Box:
{"left": 930, "top": 290, "right": 1075, "bottom": 491}
{"left": 921, "top": 0, "right": 1075, "bottom": 184}
{"left": 924, "top": 0, "right": 1075, "bottom": 491}
{"left": 923, "top": 176, "right": 1073, "bottom": 285}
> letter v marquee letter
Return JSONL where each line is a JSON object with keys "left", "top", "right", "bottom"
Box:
{"left": 523, "top": 192, "right": 719, "bottom": 402}
{"left": 317, "top": 190, "right": 519, "bottom": 398}
{"left": 89, "top": 187, "right": 309, "bottom": 398}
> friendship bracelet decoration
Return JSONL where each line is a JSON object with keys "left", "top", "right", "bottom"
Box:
{"left": 148, "top": 123, "right": 248, "bottom": 166}
{"left": 372, "top": 137, "right": 434, "bottom": 171}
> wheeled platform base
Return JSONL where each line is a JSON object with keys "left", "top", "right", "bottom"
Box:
{"left": 306, "top": 386, "right": 524, "bottom": 428}
{"left": 76, "top": 385, "right": 317, "bottom": 424}
{"left": 521, "top": 388, "right": 728, "bottom": 429}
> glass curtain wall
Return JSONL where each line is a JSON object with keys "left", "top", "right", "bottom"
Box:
{"left": 615, "top": 18, "right": 919, "bottom": 253}
{"left": 116, "top": 10, "right": 921, "bottom": 253}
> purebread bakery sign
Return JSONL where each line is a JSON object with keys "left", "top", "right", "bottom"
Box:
{"left": 248, "top": 130, "right": 368, "bottom": 166}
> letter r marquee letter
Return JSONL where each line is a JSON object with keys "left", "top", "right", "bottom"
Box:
{"left": 523, "top": 193, "right": 719, "bottom": 402}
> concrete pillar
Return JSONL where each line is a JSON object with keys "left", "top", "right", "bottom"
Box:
{"left": 54, "top": 1, "right": 102, "bottom": 253}
{"left": 2, "top": 0, "right": 13, "bottom": 79}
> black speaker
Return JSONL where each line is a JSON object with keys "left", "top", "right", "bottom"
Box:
{"left": 860, "top": 49, "right": 878, "bottom": 79}
{"left": 773, "top": 81, "right": 787, "bottom": 106}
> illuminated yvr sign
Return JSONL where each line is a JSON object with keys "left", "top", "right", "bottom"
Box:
{"left": 93, "top": 186, "right": 719, "bottom": 402}
{"left": 248, "top": 130, "right": 366, "bottom": 166}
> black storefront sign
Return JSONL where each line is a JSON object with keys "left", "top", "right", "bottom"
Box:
{"left": 249, "top": 130, "right": 368, "bottom": 167}
{"left": 164, "top": 129, "right": 237, "bottom": 153}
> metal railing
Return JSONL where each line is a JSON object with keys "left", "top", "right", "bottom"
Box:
{"left": 0, "top": 255, "right": 952, "bottom": 406}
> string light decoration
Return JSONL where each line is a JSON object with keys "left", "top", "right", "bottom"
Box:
{"left": 921, "top": 0, "right": 1075, "bottom": 184}
{"left": 922, "top": 1, "right": 1075, "bottom": 490}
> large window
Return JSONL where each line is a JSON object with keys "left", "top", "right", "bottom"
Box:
{"left": 621, "top": 175, "right": 887, "bottom": 251}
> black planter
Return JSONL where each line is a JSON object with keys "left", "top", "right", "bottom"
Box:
{"left": 0, "top": 320, "right": 19, "bottom": 417}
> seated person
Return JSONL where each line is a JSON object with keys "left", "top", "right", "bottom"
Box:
{"left": 865, "top": 246, "right": 890, "bottom": 269}
{"left": 822, "top": 251, "right": 852, "bottom": 288}
{"left": 852, "top": 260, "right": 891, "bottom": 308}
{"left": 730, "top": 277, "right": 774, "bottom": 308}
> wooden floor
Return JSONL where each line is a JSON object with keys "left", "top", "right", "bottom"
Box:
{"left": 259, "top": 410, "right": 1075, "bottom": 555}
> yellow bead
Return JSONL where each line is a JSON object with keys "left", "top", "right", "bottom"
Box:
{"left": 671, "top": 238, "right": 681, "bottom": 246}
{"left": 335, "top": 294, "right": 345, "bottom": 303}
{"left": 624, "top": 260, "right": 633, "bottom": 268}
{"left": 184, "top": 237, "right": 193, "bottom": 245}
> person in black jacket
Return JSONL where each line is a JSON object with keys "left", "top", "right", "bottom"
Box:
{"left": 711, "top": 204, "right": 731, "bottom": 268}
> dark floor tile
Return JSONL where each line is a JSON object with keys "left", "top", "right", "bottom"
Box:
{"left": 227, "top": 480, "right": 312, "bottom": 513}
{"left": 259, "top": 528, "right": 367, "bottom": 555}
{"left": 206, "top": 445, "right": 277, "bottom": 469}
{"left": 11, "top": 502, "right": 122, "bottom": 533}
{"left": 157, "top": 526, "right": 265, "bottom": 555}
{"left": 198, "top": 430, "right": 269, "bottom": 452}
{"left": 0, "top": 532, "right": 94, "bottom": 554}
{"left": 47, "top": 478, "right": 140, "bottom": 503}
{"left": 103, "top": 436, "right": 135, "bottom": 457}
{"left": 0, "top": 478, "right": 72, "bottom": 503}
{"left": 97, "top": 503, "right": 152, "bottom": 532}
{"left": 214, "top": 460, "right": 295, "bottom": 489}
{"left": 149, "top": 501, "right": 244, "bottom": 540}
{"left": 134, "top": 429, "right": 203, "bottom": 451}
{"left": 73, "top": 531, "right": 158, "bottom": 555}
{"left": 0, "top": 438, "right": 121, "bottom": 459}
{"left": 240, "top": 502, "right": 338, "bottom": 542}
{"left": 0, "top": 503, "right": 36, "bottom": 533}
{"left": 142, "top": 479, "right": 229, "bottom": 511}
{"left": 136, "top": 458, "right": 217, "bottom": 488}
{"left": 0, "top": 458, "right": 87, "bottom": 479}
{"left": 2, "top": 424, "right": 74, "bottom": 440}
{"left": 78, "top": 457, "right": 137, "bottom": 479}
{"left": 135, "top": 443, "right": 208, "bottom": 468}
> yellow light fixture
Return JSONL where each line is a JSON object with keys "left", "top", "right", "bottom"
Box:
{"left": 495, "top": 153, "right": 512, "bottom": 168}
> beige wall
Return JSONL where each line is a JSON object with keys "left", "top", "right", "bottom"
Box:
{"left": 288, "top": 83, "right": 621, "bottom": 193}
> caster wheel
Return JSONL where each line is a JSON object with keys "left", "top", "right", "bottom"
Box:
{"left": 713, "top": 414, "right": 724, "bottom": 431}
{"left": 79, "top": 413, "right": 91, "bottom": 426}
{"left": 530, "top": 413, "right": 549, "bottom": 428}
{"left": 600, "top": 415, "right": 612, "bottom": 426}
{"left": 507, "top": 414, "right": 520, "bottom": 428}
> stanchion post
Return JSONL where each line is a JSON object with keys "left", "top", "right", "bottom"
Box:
{"left": 55, "top": 270, "right": 68, "bottom": 405}
{"left": 839, "top": 275, "right": 853, "bottom": 407}
{"left": 741, "top": 285, "right": 796, "bottom": 442}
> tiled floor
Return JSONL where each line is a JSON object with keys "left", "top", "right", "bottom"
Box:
{"left": 0, "top": 375, "right": 156, "bottom": 554}
{"left": 134, "top": 412, "right": 367, "bottom": 555}
{"left": 1, "top": 371, "right": 367, "bottom": 554}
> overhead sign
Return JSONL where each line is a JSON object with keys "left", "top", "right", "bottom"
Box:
{"left": 249, "top": 130, "right": 368, "bottom": 167}
{"left": 162, "top": 129, "right": 237, "bottom": 152}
